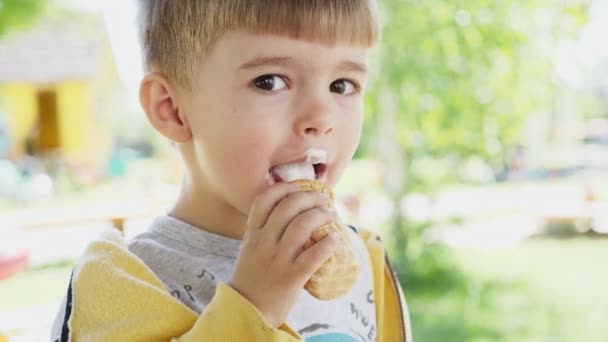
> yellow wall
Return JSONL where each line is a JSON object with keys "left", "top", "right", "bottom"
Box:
{"left": 0, "top": 82, "right": 107, "bottom": 164}
{"left": 56, "top": 81, "right": 95, "bottom": 161}
{"left": 0, "top": 83, "right": 38, "bottom": 156}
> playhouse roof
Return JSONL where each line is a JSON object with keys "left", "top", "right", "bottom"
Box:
{"left": 0, "top": 19, "right": 109, "bottom": 84}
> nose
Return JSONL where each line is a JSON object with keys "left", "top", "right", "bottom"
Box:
{"left": 295, "top": 98, "right": 334, "bottom": 138}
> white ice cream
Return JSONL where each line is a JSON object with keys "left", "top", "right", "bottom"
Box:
{"left": 270, "top": 148, "right": 328, "bottom": 182}
{"left": 272, "top": 163, "right": 316, "bottom": 182}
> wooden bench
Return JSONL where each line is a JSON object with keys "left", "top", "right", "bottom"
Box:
{"left": 1, "top": 199, "right": 170, "bottom": 233}
{"left": 537, "top": 201, "right": 608, "bottom": 234}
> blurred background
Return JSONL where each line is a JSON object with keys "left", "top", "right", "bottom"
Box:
{"left": 0, "top": 0, "right": 607, "bottom": 341}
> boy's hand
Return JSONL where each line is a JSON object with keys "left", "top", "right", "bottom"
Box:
{"left": 229, "top": 182, "right": 340, "bottom": 328}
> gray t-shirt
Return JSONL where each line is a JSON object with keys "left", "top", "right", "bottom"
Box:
{"left": 128, "top": 215, "right": 377, "bottom": 341}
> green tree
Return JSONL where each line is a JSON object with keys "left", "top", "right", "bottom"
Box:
{"left": 362, "top": 0, "right": 589, "bottom": 287}
{"left": 361, "top": 1, "right": 589, "bottom": 339}
{"left": 0, "top": 0, "right": 46, "bottom": 36}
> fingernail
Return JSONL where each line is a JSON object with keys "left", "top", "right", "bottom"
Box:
{"left": 330, "top": 232, "right": 339, "bottom": 240}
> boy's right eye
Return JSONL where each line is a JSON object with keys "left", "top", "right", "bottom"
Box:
{"left": 252, "top": 75, "right": 288, "bottom": 92}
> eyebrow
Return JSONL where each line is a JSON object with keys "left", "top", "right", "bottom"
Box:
{"left": 239, "top": 56, "right": 294, "bottom": 70}
{"left": 239, "top": 56, "right": 367, "bottom": 74}
{"left": 337, "top": 60, "right": 368, "bottom": 74}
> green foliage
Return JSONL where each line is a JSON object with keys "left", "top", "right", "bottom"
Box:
{"left": 363, "top": 0, "right": 589, "bottom": 190}
{"left": 0, "top": 263, "right": 73, "bottom": 311}
{"left": 394, "top": 235, "right": 608, "bottom": 341}
{"left": 362, "top": 3, "right": 595, "bottom": 339}
{"left": 0, "top": 0, "right": 46, "bottom": 36}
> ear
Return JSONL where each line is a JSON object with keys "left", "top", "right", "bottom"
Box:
{"left": 139, "top": 72, "right": 192, "bottom": 143}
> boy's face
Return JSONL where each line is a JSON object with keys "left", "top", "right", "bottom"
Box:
{"left": 179, "top": 31, "right": 369, "bottom": 221}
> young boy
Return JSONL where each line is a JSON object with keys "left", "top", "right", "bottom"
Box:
{"left": 51, "top": 1, "right": 412, "bottom": 341}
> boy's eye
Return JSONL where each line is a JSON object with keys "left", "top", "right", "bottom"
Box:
{"left": 330, "top": 79, "right": 357, "bottom": 95}
{"left": 252, "top": 75, "right": 287, "bottom": 92}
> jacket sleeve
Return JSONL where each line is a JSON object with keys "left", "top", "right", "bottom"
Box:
{"left": 358, "top": 228, "right": 413, "bottom": 342}
{"left": 52, "top": 232, "right": 302, "bottom": 342}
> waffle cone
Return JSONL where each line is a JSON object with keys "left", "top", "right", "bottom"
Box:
{"left": 293, "top": 179, "right": 361, "bottom": 300}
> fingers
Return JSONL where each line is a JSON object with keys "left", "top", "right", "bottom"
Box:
{"left": 280, "top": 206, "right": 337, "bottom": 256}
{"left": 293, "top": 232, "right": 340, "bottom": 275}
{"left": 247, "top": 182, "right": 301, "bottom": 232}
{"left": 264, "top": 190, "right": 331, "bottom": 242}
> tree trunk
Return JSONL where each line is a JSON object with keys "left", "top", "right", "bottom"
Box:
{"left": 376, "top": 91, "right": 408, "bottom": 256}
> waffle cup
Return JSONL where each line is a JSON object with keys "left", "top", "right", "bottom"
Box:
{"left": 293, "top": 179, "right": 361, "bottom": 300}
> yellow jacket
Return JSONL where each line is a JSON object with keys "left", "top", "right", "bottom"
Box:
{"left": 52, "top": 228, "right": 412, "bottom": 341}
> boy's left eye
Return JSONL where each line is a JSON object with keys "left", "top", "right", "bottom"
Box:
{"left": 330, "top": 79, "right": 357, "bottom": 95}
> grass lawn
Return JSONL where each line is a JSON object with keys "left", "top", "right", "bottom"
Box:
{"left": 0, "top": 262, "right": 73, "bottom": 311}
{"left": 409, "top": 237, "right": 608, "bottom": 342}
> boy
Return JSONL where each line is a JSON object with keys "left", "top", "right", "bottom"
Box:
{"left": 51, "top": 1, "right": 412, "bottom": 341}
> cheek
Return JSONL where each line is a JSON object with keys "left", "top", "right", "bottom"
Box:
{"left": 234, "top": 134, "right": 275, "bottom": 167}
{"left": 191, "top": 89, "right": 284, "bottom": 170}
{"left": 211, "top": 122, "right": 278, "bottom": 180}
{"left": 226, "top": 107, "right": 279, "bottom": 157}
{"left": 328, "top": 108, "right": 363, "bottom": 185}
{"left": 342, "top": 106, "right": 364, "bottom": 150}
{"left": 218, "top": 131, "right": 279, "bottom": 210}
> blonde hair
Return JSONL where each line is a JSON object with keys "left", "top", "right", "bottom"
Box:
{"left": 137, "top": 0, "right": 381, "bottom": 87}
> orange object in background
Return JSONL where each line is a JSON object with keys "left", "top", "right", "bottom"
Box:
{"left": 0, "top": 222, "right": 29, "bottom": 281}
{"left": 0, "top": 248, "right": 29, "bottom": 281}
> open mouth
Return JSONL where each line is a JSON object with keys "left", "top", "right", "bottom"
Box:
{"left": 313, "top": 163, "right": 327, "bottom": 180}
{"left": 269, "top": 162, "right": 327, "bottom": 183}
